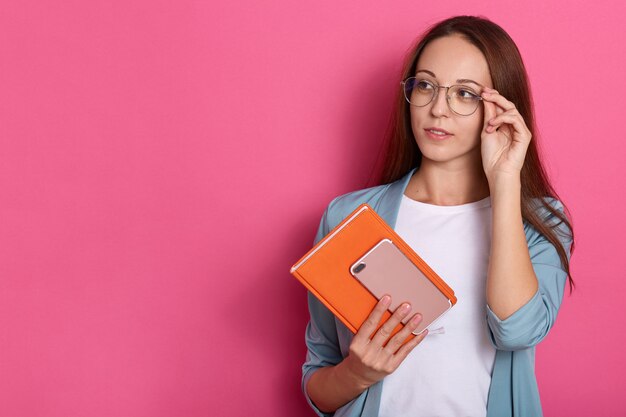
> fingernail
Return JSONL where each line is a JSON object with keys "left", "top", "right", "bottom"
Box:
{"left": 410, "top": 314, "right": 422, "bottom": 325}
{"left": 401, "top": 303, "right": 411, "bottom": 313}
{"left": 381, "top": 295, "right": 391, "bottom": 306}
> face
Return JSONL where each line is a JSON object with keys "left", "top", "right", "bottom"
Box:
{"left": 409, "top": 34, "right": 493, "bottom": 168}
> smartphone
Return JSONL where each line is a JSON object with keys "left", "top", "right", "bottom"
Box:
{"left": 350, "top": 238, "right": 452, "bottom": 335}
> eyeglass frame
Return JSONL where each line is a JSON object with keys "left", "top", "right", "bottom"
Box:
{"left": 400, "top": 76, "right": 484, "bottom": 116}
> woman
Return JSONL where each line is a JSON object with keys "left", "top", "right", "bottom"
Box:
{"left": 302, "top": 15, "right": 574, "bottom": 417}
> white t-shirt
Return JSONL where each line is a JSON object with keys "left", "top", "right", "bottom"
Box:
{"left": 378, "top": 194, "right": 496, "bottom": 417}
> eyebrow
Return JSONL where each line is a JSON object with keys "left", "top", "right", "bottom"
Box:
{"left": 415, "top": 69, "right": 484, "bottom": 87}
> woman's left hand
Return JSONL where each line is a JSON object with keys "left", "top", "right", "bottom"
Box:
{"left": 480, "top": 87, "right": 532, "bottom": 183}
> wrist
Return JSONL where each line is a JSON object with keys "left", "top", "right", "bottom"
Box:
{"left": 336, "top": 356, "right": 374, "bottom": 392}
{"left": 487, "top": 172, "right": 521, "bottom": 194}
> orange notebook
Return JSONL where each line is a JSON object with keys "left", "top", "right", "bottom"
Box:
{"left": 291, "top": 203, "right": 457, "bottom": 336}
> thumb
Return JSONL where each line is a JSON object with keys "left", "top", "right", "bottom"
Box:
{"left": 482, "top": 96, "right": 496, "bottom": 132}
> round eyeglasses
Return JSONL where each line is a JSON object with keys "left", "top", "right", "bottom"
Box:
{"left": 401, "top": 77, "right": 483, "bottom": 116}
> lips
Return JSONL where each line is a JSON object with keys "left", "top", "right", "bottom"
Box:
{"left": 424, "top": 127, "right": 453, "bottom": 140}
{"left": 425, "top": 127, "right": 452, "bottom": 135}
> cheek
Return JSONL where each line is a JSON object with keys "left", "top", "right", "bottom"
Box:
{"left": 409, "top": 107, "right": 426, "bottom": 136}
{"left": 463, "top": 109, "right": 484, "bottom": 143}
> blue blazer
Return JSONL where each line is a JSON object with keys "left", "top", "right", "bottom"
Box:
{"left": 302, "top": 168, "right": 573, "bottom": 417}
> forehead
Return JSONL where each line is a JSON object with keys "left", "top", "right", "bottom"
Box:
{"left": 416, "top": 35, "right": 492, "bottom": 86}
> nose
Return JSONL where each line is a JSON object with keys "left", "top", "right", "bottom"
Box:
{"left": 430, "top": 87, "right": 450, "bottom": 117}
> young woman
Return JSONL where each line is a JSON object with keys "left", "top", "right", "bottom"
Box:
{"left": 301, "top": 16, "right": 574, "bottom": 417}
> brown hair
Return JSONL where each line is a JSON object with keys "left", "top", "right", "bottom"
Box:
{"left": 374, "top": 15, "right": 575, "bottom": 288}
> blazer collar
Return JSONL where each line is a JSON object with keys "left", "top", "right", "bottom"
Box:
{"left": 373, "top": 167, "right": 417, "bottom": 229}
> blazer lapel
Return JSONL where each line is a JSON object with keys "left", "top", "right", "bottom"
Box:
{"left": 372, "top": 168, "right": 416, "bottom": 229}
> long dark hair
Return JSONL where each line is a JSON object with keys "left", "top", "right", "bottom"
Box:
{"left": 375, "top": 16, "right": 575, "bottom": 288}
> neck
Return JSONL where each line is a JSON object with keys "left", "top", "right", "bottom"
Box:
{"left": 405, "top": 158, "right": 490, "bottom": 206}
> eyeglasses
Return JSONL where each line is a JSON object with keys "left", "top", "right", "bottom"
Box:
{"left": 401, "top": 77, "right": 483, "bottom": 116}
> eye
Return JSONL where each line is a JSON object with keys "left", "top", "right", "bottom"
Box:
{"left": 415, "top": 80, "right": 435, "bottom": 91}
{"left": 456, "top": 87, "right": 480, "bottom": 100}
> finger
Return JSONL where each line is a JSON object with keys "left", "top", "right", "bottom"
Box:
{"left": 482, "top": 91, "right": 498, "bottom": 129}
{"left": 485, "top": 89, "right": 505, "bottom": 116}
{"left": 481, "top": 88, "right": 516, "bottom": 111}
{"left": 353, "top": 295, "right": 392, "bottom": 344}
{"left": 487, "top": 113, "right": 530, "bottom": 137}
{"left": 370, "top": 302, "right": 412, "bottom": 347}
{"left": 383, "top": 312, "right": 423, "bottom": 353}
{"left": 486, "top": 109, "right": 518, "bottom": 132}
{"left": 393, "top": 328, "right": 429, "bottom": 364}
{"left": 488, "top": 108, "right": 519, "bottom": 124}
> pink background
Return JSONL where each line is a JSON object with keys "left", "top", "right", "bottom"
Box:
{"left": 1, "top": 1, "right": 624, "bottom": 416}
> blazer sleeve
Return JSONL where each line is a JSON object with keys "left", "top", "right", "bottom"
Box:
{"left": 301, "top": 204, "right": 345, "bottom": 416}
{"left": 486, "top": 199, "right": 574, "bottom": 351}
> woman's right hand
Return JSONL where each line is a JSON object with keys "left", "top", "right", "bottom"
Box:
{"left": 305, "top": 295, "right": 428, "bottom": 413}
{"left": 341, "top": 295, "right": 427, "bottom": 390}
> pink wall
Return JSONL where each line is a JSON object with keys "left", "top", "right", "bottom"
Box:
{"left": 1, "top": 1, "right": 624, "bottom": 415}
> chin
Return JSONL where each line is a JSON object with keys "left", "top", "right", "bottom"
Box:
{"left": 415, "top": 136, "right": 454, "bottom": 157}
{"left": 415, "top": 139, "right": 480, "bottom": 165}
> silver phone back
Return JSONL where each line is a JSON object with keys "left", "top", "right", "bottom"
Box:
{"left": 351, "top": 239, "right": 452, "bottom": 335}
